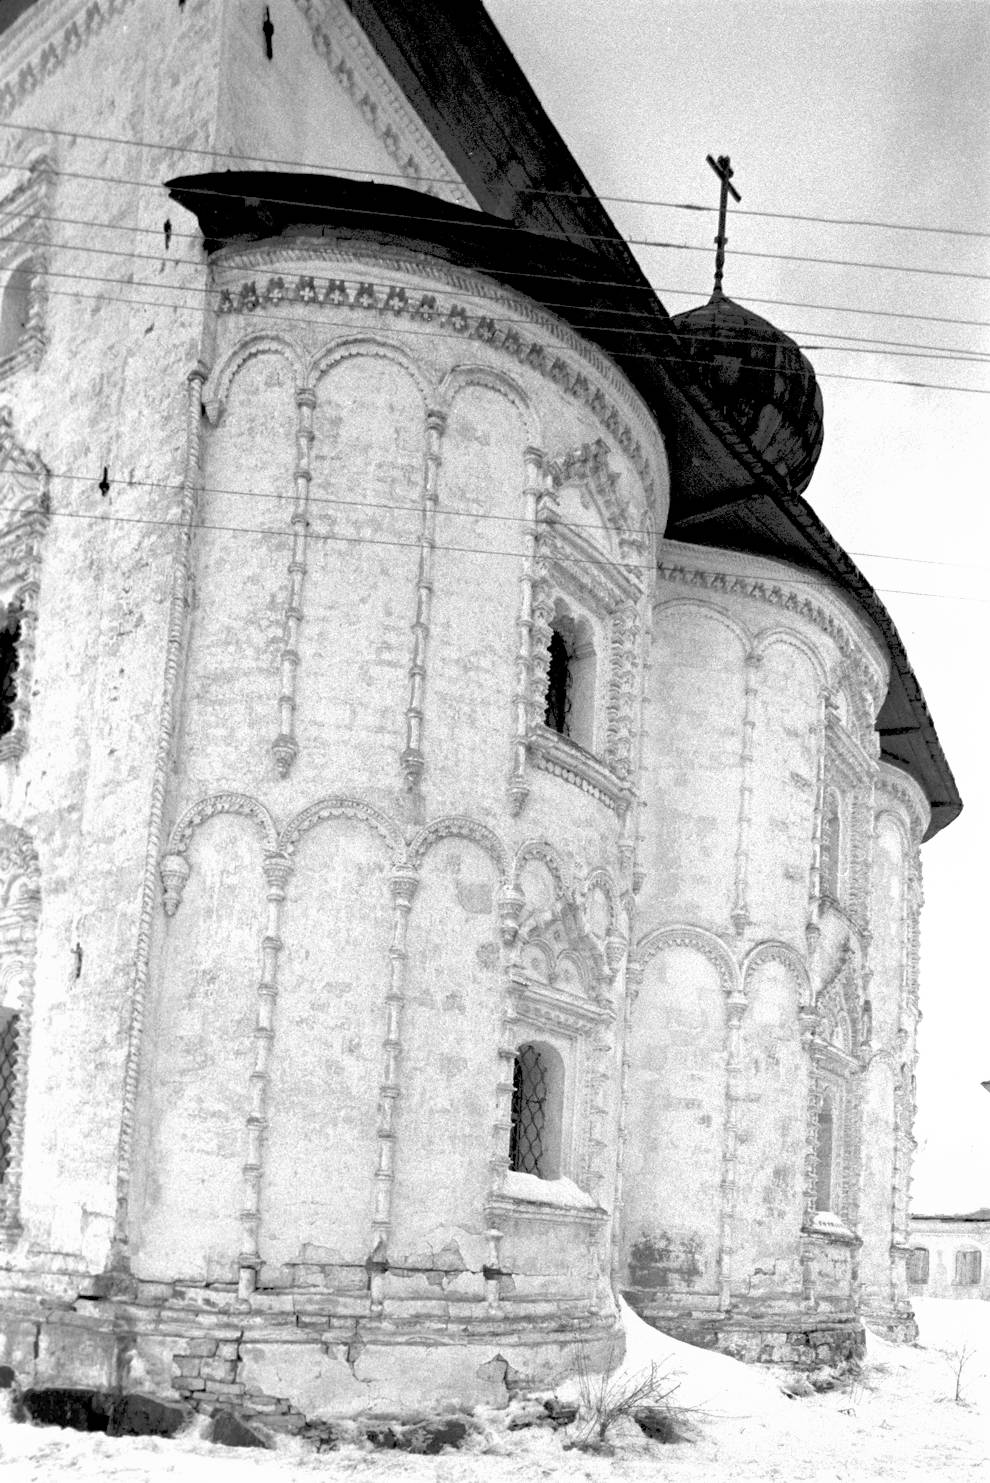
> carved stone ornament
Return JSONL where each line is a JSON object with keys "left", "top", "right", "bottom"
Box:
{"left": 0, "top": 821, "right": 40, "bottom": 1232}
{"left": 0, "top": 5, "right": 137, "bottom": 119}
{"left": 0, "top": 154, "right": 52, "bottom": 384}
{"left": 0, "top": 407, "right": 49, "bottom": 763}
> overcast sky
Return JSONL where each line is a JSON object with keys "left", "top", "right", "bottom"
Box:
{"left": 485, "top": 0, "right": 990, "bottom": 1211}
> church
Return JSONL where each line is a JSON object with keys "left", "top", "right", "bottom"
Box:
{"left": 0, "top": 0, "right": 960, "bottom": 1426}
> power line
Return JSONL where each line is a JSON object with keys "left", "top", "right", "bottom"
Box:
{"left": 10, "top": 498, "right": 990, "bottom": 606}
{"left": 18, "top": 272, "right": 990, "bottom": 395}
{"left": 41, "top": 468, "right": 990, "bottom": 575}
{"left": 5, "top": 199, "right": 990, "bottom": 334}
{"left": 2, "top": 116, "right": 988, "bottom": 242}
{"left": 4, "top": 158, "right": 990, "bottom": 286}
{"left": 3, "top": 226, "right": 987, "bottom": 365}
{"left": 4, "top": 219, "right": 989, "bottom": 364}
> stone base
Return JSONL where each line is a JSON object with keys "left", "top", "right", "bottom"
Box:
{"left": 0, "top": 1277, "right": 622, "bottom": 1427}
{"left": 627, "top": 1298, "right": 865, "bottom": 1369}
{"left": 861, "top": 1305, "right": 918, "bottom": 1345}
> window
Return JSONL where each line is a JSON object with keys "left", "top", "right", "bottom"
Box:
{"left": 0, "top": 259, "right": 34, "bottom": 362}
{"left": 906, "top": 1247, "right": 929, "bottom": 1284}
{"left": 542, "top": 605, "right": 596, "bottom": 752}
{"left": 954, "top": 1249, "right": 982, "bottom": 1286}
{"left": 815, "top": 1092, "right": 835, "bottom": 1211}
{"left": 508, "top": 1040, "right": 564, "bottom": 1180}
{"left": 0, "top": 1008, "right": 19, "bottom": 1183}
{"left": 0, "top": 607, "right": 21, "bottom": 738}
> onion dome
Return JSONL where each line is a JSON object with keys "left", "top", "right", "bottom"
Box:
{"left": 670, "top": 289, "right": 824, "bottom": 493}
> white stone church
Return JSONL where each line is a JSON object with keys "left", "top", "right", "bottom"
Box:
{"left": 0, "top": 0, "right": 960, "bottom": 1426}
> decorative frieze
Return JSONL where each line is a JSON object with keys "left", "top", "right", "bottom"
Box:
{"left": 0, "top": 4, "right": 137, "bottom": 119}
{"left": 214, "top": 268, "right": 658, "bottom": 499}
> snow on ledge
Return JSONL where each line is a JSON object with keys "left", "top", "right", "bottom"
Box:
{"left": 502, "top": 1171, "right": 597, "bottom": 1209}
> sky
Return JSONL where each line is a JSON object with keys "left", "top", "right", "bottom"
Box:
{"left": 485, "top": 0, "right": 990, "bottom": 1211}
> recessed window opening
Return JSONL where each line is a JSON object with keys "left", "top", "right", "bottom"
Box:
{"left": 954, "top": 1249, "right": 981, "bottom": 1286}
{"left": 0, "top": 607, "right": 21, "bottom": 739}
{"left": 509, "top": 1040, "right": 564, "bottom": 1180}
{"left": 0, "top": 1007, "right": 19, "bottom": 1183}
{"left": 543, "top": 606, "right": 596, "bottom": 752}
{"left": 906, "top": 1247, "right": 929, "bottom": 1284}
{"left": 815, "top": 1092, "right": 835, "bottom": 1212}
{"left": 0, "top": 260, "right": 34, "bottom": 361}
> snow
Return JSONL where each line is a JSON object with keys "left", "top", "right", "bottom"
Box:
{"left": 1, "top": 1299, "right": 987, "bottom": 1481}
{"left": 501, "top": 1171, "right": 597, "bottom": 1208}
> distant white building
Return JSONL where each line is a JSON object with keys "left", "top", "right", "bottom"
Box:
{"left": 908, "top": 1213, "right": 990, "bottom": 1300}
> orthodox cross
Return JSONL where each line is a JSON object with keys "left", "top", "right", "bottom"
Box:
{"left": 706, "top": 154, "right": 741, "bottom": 294}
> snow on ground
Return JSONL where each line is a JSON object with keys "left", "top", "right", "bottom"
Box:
{"left": 0, "top": 1299, "right": 987, "bottom": 1482}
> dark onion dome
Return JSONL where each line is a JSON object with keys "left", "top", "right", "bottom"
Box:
{"left": 670, "top": 289, "right": 824, "bottom": 494}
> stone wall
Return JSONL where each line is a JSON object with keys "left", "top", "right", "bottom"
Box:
{"left": 620, "top": 541, "right": 923, "bottom": 1362}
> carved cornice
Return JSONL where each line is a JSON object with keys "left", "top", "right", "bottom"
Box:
{"left": 211, "top": 246, "right": 665, "bottom": 501}
{"left": 0, "top": 1, "right": 137, "bottom": 118}
{"left": 655, "top": 549, "right": 888, "bottom": 709}
{"left": 291, "top": 0, "right": 474, "bottom": 208}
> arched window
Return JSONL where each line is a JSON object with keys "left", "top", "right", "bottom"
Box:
{"left": 543, "top": 606, "right": 597, "bottom": 752}
{"left": 508, "top": 1040, "right": 564, "bottom": 1180}
{"left": 0, "top": 259, "right": 35, "bottom": 362}
{"left": 906, "top": 1247, "right": 929, "bottom": 1284}
{"left": 0, "top": 606, "right": 21, "bottom": 739}
{"left": 954, "top": 1249, "right": 982, "bottom": 1286}
{"left": 815, "top": 1092, "right": 835, "bottom": 1212}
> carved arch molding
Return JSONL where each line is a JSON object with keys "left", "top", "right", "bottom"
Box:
{"left": 0, "top": 821, "right": 40, "bottom": 1234}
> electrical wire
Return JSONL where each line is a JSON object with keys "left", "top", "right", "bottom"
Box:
{"left": 8, "top": 498, "right": 990, "bottom": 605}
{"left": 38, "top": 467, "right": 990, "bottom": 576}
{"left": 19, "top": 276, "right": 990, "bottom": 394}
{"left": 2, "top": 117, "right": 988, "bottom": 241}
{"left": 4, "top": 158, "right": 990, "bottom": 284}
{"left": 3, "top": 219, "right": 989, "bottom": 364}
{"left": 14, "top": 272, "right": 989, "bottom": 395}
{"left": 4, "top": 199, "right": 990, "bottom": 333}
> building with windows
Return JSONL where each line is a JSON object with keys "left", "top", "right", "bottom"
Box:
{"left": 907, "top": 1213, "right": 990, "bottom": 1301}
{"left": 0, "top": 0, "right": 960, "bottom": 1427}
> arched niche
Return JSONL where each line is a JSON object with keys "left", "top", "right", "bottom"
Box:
{"left": 643, "top": 604, "right": 748, "bottom": 923}
{"left": 858, "top": 1057, "right": 897, "bottom": 1299}
{"left": 747, "top": 633, "right": 822, "bottom": 935}
{"left": 295, "top": 348, "right": 425, "bottom": 793}
{"left": 390, "top": 832, "right": 502, "bottom": 1262}
{"left": 186, "top": 347, "right": 300, "bottom": 791}
{"left": 622, "top": 940, "right": 727, "bottom": 1301}
{"left": 422, "top": 381, "right": 528, "bottom": 815}
{"left": 870, "top": 814, "right": 908, "bottom": 1043}
{"left": 260, "top": 813, "right": 393, "bottom": 1274}
{"left": 131, "top": 813, "right": 264, "bottom": 1282}
{"left": 733, "top": 954, "right": 809, "bottom": 1295}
